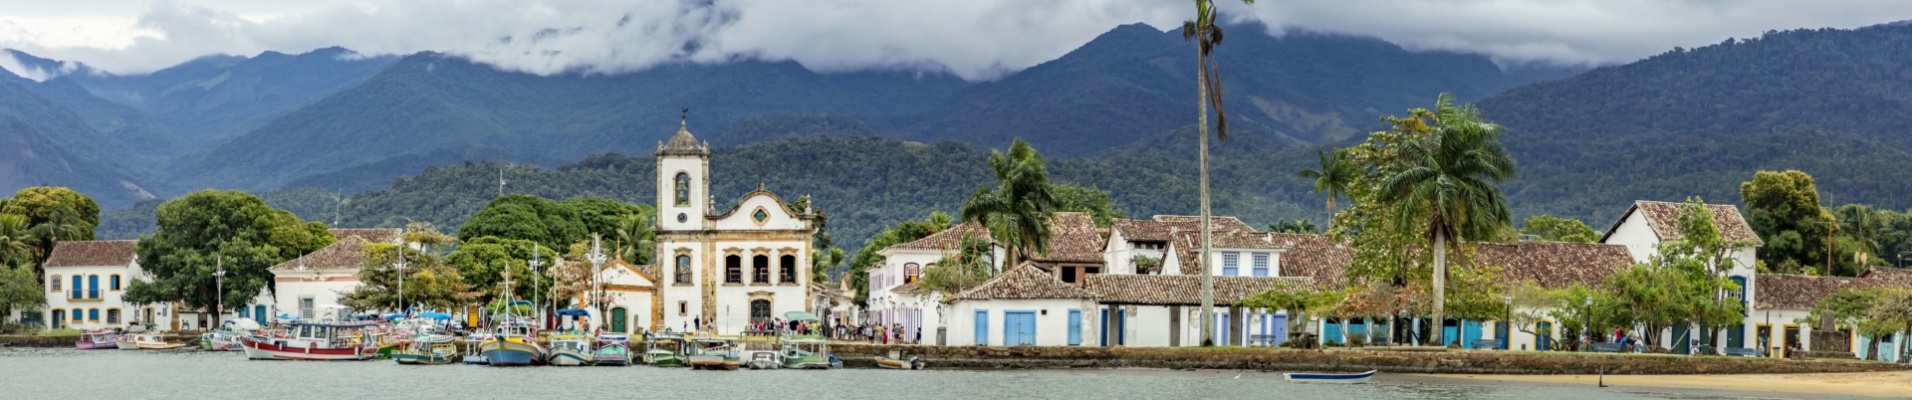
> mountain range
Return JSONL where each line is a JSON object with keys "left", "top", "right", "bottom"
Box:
{"left": 9, "top": 21, "right": 1912, "bottom": 250}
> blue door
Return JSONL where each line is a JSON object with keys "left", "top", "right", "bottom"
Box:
{"left": 1672, "top": 324, "right": 1691, "bottom": 354}
{"left": 1099, "top": 308, "right": 1109, "bottom": 346}
{"left": 1462, "top": 320, "right": 1482, "bottom": 347}
{"left": 1727, "top": 324, "right": 1745, "bottom": 349}
{"left": 1217, "top": 312, "right": 1229, "bottom": 345}
{"left": 1067, "top": 309, "right": 1082, "bottom": 346}
{"left": 87, "top": 275, "right": 99, "bottom": 299}
{"left": 1536, "top": 322, "right": 1554, "bottom": 351}
{"left": 1442, "top": 319, "right": 1460, "bottom": 346}
{"left": 1495, "top": 320, "right": 1511, "bottom": 349}
{"left": 974, "top": 310, "right": 988, "bottom": 345}
{"left": 1116, "top": 309, "right": 1126, "bottom": 345}
{"left": 1270, "top": 314, "right": 1288, "bottom": 347}
{"left": 254, "top": 305, "right": 268, "bottom": 325}
{"left": 1323, "top": 319, "right": 1343, "bottom": 346}
{"left": 1004, "top": 311, "right": 1037, "bottom": 346}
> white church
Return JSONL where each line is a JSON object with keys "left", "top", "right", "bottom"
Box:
{"left": 652, "top": 118, "right": 821, "bottom": 334}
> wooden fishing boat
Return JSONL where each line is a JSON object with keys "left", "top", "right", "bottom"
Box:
{"left": 1283, "top": 370, "right": 1376, "bottom": 383}
{"left": 643, "top": 333, "right": 687, "bottom": 367}
{"left": 239, "top": 321, "right": 381, "bottom": 360}
{"left": 479, "top": 317, "right": 545, "bottom": 366}
{"left": 780, "top": 336, "right": 833, "bottom": 369}
{"left": 874, "top": 355, "right": 924, "bottom": 370}
{"left": 75, "top": 329, "right": 117, "bottom": 350}
{"left": 593, "top": 333, "right": 632, "bottom": 366}
{"left": 128, "top": 333, "right": 187, "bottom": 350}
{"left": 392, "top": 333, "right": 458, "bottom": 365}
{"left": 547, "top": 331, "right": 596, "bottom": 366}
{"left": 461, "top": 331, "right": 492, "bottom": 365}
{"left": 686, "top": 336, "right": 741, "bottom": 370}
{"left": 114, "top": 334, "right": 140, "bottom": 350}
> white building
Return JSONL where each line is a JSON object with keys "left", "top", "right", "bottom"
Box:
{"left": 867, "top": 222, "right": 1002, "bottom": 344}
{"left": 1599, "top": 201, "right": 1763, "bottom": 352}
{"left": 579, "top": 259, "right": 658, "bottom": 335}
{"left": 945, "top": 263, "right": 1100, "bottom": 346}
{"left": 1103, "top": 216, "right": 1256, "bottom": 275}
{"left": 653, "top": 119, "right": 819, "bottom": 334}
{"left": 268, "top": 228, "right": 402, "bottom": 323}
{"left": 40, "top": 240, "right": 174, "bottom": 330}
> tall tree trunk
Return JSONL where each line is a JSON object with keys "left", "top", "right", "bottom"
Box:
{"left": 1430, "top": 232, "right": 1447, "bottom": 346}
{"left": 1866, "top": 335, "right": 1880, "bottom": 361}
{"left": 1197, "top": 45, "right": 1215, "bottom": 347}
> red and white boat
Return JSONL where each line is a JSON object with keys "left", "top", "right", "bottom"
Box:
{"left": 240, "top": 321, "right": 381, "bottom": 361}
{"left": 75, "top": 329, "right": 118, "bottom": 350}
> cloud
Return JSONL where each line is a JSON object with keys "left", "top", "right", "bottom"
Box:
{"left": 1, "top": 0, "right": 1910, "bottom": 80}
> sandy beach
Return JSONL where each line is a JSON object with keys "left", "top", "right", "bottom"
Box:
{"left": 1423, "top": 370, "right": 1912, "bottom": 397}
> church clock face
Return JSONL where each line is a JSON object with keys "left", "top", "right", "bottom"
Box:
{"left": 677, "top": 213, "right": 688, "bottom": 223}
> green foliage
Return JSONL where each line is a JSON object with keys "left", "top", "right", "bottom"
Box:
{"left": 0, "top": 262, "right": 44, "bottom": 319}
{"left": 0, "top": 214, "right": 36, "bottom": 268}
{"left": 846, "top": 215, "right": 942, "bottom": 305}
{"left": 1051, "top": 184, "right": 1124, "bottom": 228}
{"left": 915, "top": 232, "right": 996, "bottom": 296}
{"left": 1296, "top": 147, "right": 1358, "bottom": 212}
{"left": 1519, "top": 215, "right": 1598, "bottom": 243}
{"left": 1741, "top": 170, "right": 1840, "bottom": 275}
{"left": 1240, "top": 283, "right": 1343, "bottom": 338}
{"left": 4, "top": 185, "right": 101, "bottom": 241}
{"left": 1267, "top": 220, "right": 1319, "bottom": 234}
{"left": 456, "top": 194, "right": 589, "bottom": 251}
{"left": 127, "top": 189, "right": 335, "bottom": 312}
{"left": 610, "top": 211, "right": 656, "bottom": 265}
{"left": 444, "top": 236, "right": 558, "bottom": 306}
{"left": 960, "top": 138, "right": 1058, "bottom": 266}
{"left": 341, "top": 239, "right": 473, "bottom": 312}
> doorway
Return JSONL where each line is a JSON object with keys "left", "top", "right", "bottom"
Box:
{"left": 1756, "top": 324, "right": 1773, "bottom": 358}
{"left": 1536, "top": 321, "right": 1554, "bottom": 351}
{"left": 610, "top": 307, "right": 628, "bottom": 333}
{"left": 749, "top": 300, "right": 771, "bottom": 325}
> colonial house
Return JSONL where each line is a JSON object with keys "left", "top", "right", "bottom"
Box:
{"left": 267, "top": 228, "right": 402, "bottom": 323}
{"left": 1471, "top": 241, "right": 1636, "bottom": 351}
{"left": 1026, "top": 212, "right": 1106, "bottom": 284}
{"left": 40, "top": 240, "right": 174, "bottom": 330}
{"left": 1082, "top": 274, "right": 1314, "bottom": 347}
{"left": 811, "top": 278, "right": 859, "bottom": 329}
{"left": 1600, "top": 201, "right": 1763, "bottom": 353}
{"left": 867, "top": 222, "right": 1002, "bottom": 345}
{"left": 1103, "top": 216, "right": 1257, "bottom": 275}
{"left": 578, "top": 259, "right": 657, "bottom": 335}
{"left": 653, "top": 119, "right": 820, "bottom": 334}
{"left": 945, "top": 263, "right": 1100, "bottom": 346}
{"left": 1753, "top": 268, "right": 1912, "bottom": 361}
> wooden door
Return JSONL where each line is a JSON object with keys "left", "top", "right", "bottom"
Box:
{"left": 611, "top": 307, "right": 628, "bottom": 333}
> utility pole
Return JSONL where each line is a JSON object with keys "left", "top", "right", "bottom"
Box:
{"left": 529, "top": 246, "right": 545, "bottom": 328}
{"left": 214, "top": 254, "right": 225, "bottom": 325}
{"left": 588, "top": 234, "right": 608, "bottom": 329}
{"left": 498, "top": 166, "right": 507, "bottom": 198}
{"left": 394, "top": 243, "right": 409, "bottom": 314}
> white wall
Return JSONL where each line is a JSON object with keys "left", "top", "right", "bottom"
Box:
{"left": 712, "top": 194, "right": 809, "bottom": 231}
{"left": 42, "top": 263, "right": 175, "bottom": 330}
{"left": 273, "top": 274, "right": 359, "bottom": 322}
{"left": 947, "top": 299, "right": 1097, "bottom": 347}
{"left": 656, "top": 154, "right": 708, "bottom": 232}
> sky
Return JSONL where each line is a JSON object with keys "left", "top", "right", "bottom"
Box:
{"left": 3, "top": 0, "right": 1911, "bottom": 81}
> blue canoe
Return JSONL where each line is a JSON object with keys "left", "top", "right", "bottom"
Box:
{"left": 1283, "top": 370, "right": 1375, "bottom": 383}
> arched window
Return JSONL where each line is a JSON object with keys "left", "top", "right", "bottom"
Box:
{"left": 674, "top": 172, "right": 691, "bottom": 206}
{"left": 750, "top": 299, "right": 771, "bottom": 324}
{"left": 904, "top": 263, "right": 920, "bottom": 284}
{"left": 725, "top": 255, "right": 742, "bottom": 283}
{"left": 110, "top": 275, "right": 122, "bottom": 291}
{"left": 49, "top": 275, "right": 60, "bottom": 292}
{"left": 675, "top": 255, "right": 693, "bottom": 285}
{"left": 779, "top": 255, "right": 797, "bottom": 283}
{"left": 752, "top": 255, "right": 770, "bottom": 283}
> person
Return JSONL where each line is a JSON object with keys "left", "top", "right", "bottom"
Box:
{"left": 915, "top": 327, "right": 922, "bottom": 344}
{"left": 693, "top": 316, "right": 701, "bottom": 332}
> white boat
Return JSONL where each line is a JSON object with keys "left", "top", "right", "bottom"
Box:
{"left": 114, "top": 335, "right": 140, "bottom": 350}
{"left": 1283, "top": 370, "right": 1376, "bottom": 383}
{"left": 239, "top": 321, "right": 381, "bottom": 361}
{"left": 120, "top": 333, "right": 184, "bottom": 350}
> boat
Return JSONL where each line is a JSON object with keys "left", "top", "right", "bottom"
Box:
{"left": 114, "top": 334, "right": 140, "bottom": 350}
{"left": 547, "top": 333, "right": 596, "bottom": 366}
{"left": 594, "top": 333, "right": 632, "bottom": 366}
{"left": 874, "top": 355, "right": 925, "bottom": 370}
{"left": 643, "top": 332, "right": 687, "bottom": 367}
{"left": 75, "top": 329, "right": 118, "bottom": 350}
{"left": 462, "top": 331, "right": 492, "bottom": 365}
{"left": 392, "top": 333, "right": 459, "bottom": 365}
{"left": 126, "top": 333, "right": 187, "bottom": 350}
{"left": 1283, "top": 370, "right": 1376, "bottom": 383}
{"left": 685, "top": 336, "right": 742, "bottom": 370}
{"left": 739, "top": 329, "right": 783, "bottom": 370}
{"left": 780, "top": 336, "right": 833, "bottom": 369}
{"left": 200, "top": 319, "right": 261, "bottom": 351}
{"left": 238, "top": 321, "right": 382, "bottom": 361}
{"left": 478, "top": 316, "right": 546, "bottom": 367}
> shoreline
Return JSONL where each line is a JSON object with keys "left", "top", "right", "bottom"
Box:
{"left": 1420, "top": 370, "right": 1912, "bottom": 397}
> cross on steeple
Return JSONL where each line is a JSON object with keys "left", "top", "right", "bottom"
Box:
{"left": 681, "top": 106, "right": 689, "bottom": 128}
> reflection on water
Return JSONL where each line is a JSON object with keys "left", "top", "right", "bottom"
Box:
{"left": 0, "top": 349, "right": 1832, "bottom": 399}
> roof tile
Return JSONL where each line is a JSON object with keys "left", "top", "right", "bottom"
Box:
{"left": 43, "top": 240, "right": 137, "bottom": 267}
{"left": 946, "top": 263, "right": 1098, "bottom": 301}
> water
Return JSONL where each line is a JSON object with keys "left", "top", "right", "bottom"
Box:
{"left": 0, "top": 348, "right": 1835, "bottom": 399}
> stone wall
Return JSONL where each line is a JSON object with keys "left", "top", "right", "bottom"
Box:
{"left": 0, "top": 335, "right": 82, "bottom": 347}
{"left": 832, "top": 344, "right": 1912, "bottom": 375}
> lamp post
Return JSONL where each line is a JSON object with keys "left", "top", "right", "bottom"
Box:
{"left": 529, "top": 246, "right": 545, "bottom": 328}
{"left": 394, "top": 243, "right": 409, "bottom": 315}
{"left": 588, "top": 234, "right": 608, "bottom": 329}
{"left": 213, "top": 254, "right": 226, "bottom": 324}
{"left": 1582, "top": 295, "right": 1592, "bottom": 351}
{"left": 1503, "top": 294, "right": 1513, "bottom": 350}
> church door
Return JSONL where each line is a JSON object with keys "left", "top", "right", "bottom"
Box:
{"left": 750, "top": 300, "right": 771, "bottom": 325}
{"left": 610, "top": 308, "right": 628, "bottom": 333}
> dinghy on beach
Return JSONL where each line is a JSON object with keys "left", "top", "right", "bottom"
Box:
{"left": 1283, "top": 370, "right": 1376, "bottom": 383}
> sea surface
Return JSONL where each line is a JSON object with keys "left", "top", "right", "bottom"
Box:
{"left": 0, "top": 348, "right": 1850, "bottom": 399}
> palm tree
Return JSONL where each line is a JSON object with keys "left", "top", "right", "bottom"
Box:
{"left": 1184, "top": 0, "right": 1253, "bottom": 347}
{"left": 960, "top": 139, "right": 1057, "bottom": 266}
{"left": 1376, "top": 94, "right": 1517, "bottom": 346}
{"left": 0, "top": 214, "right": 36, "bottom": 268}
{"left": 613, "top": 212, "right": 656, "bottom": 265}
{"left": 1297, "top": 147, "right": 1358, "bottom": 212}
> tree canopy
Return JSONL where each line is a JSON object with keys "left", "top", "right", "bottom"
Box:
{"left": 1519, "top": 215, "right": 1599, "bottom": 243}
{"left": 125, "top": 190, "right": 334, "bottom": 313}
{"left": 1741, "top": 170, "right": 1839, "bottom": 275}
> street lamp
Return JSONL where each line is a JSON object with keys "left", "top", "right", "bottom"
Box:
{"left": 587, "top": 234, "right": 608, "bottom": 327}
{"left": 394, "top": 244, "right": 409, "bottom": 315}
{"left": 213, "top": 254, "right": 226, "bottom": 323}
{"left": 529, "top": 246, "right": 545, "bottom": 328}
{"left": 1582, "top": 295, "right": 1593, "bottom": 351}
{"left": 1503, "top": 294, "right": 1513, "bottom": 350}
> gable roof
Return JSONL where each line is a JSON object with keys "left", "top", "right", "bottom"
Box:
{"left": 1082, "top": 274, "right": 1314, "bottom": 306}
{"left": 1755, "top": 273, "right": 1877, "bottom": 310}
{"left": 43, "top": 240, "right": 138, "bottom": 267}
{"left": 946, "top": 263, "right": 1097, "bottom": 301}
{"left": 269, "top": 235, "right": 373, "bottom": 273}
{"left": 1602, "top": 201, "right": 1764, "bottom": 246}
{"left": 1112, "top": 215, "right": 1256, "bottom": 242}
{"left": 603, "top": 259, "right": 656, "bottom": 285}
{"left": 1168, "top": 229, "right": 1295, "bottom": 275}
{"left": 1471, "top": 241, "right": 1636, "bottom": 289}
{"left": 1029, "top": 212, "right": 1103, "bottom": 264}
{"left": 329, "top": 228, "right": 401, "bottom": 244}
{"left": 889, "top": 222, "right": 992, "bottom": 251}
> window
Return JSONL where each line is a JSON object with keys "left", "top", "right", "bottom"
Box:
{"left": 300, "top": 297, "right": 316, "bottom": 319}
{"left": 904, "top": 263, "right": 920, "bottom": 284}
{"left": 88, "top": 308, "right": 99, "bottom": 321}
{"left": 1061, "top": 266, "right": 1078, "bottom": 283}
{"left": 674, "top": 172, "right": 691, "bottom": 206}
{"left": 70, "top": 309, "right": 81, "bottom": 322}
{"left": 238, "top": 307, "right": 249, "bottom": 318}
{"left": 678, "top": 301, "right": 688, "bottom": 316}
{"left": 107, "top": 309, "right": 120, "bottom": 324}
{"left": 725, "top": 255, "right": 742, "bottom": 284}
{"left": 50, "top": 274, "right": 60, "bottom": 292}
{"left": 110, "top": 274, "right": 122, "bottom": 291}
{"left": 752, "top": 255, "right": 770, "bottom": 283}
{"left": 87, "top": 275, "right": 99, "bottom": 299}
{"left": 780, "top": 255, "right": 797, "bottom": 283}
{"left": 72, "top": 275, "right": 82, "bottom": 299}
{"left": 675, "top": 255, "right": 693, "bottom": 285}
{"left": 1221, "top": 252, "right": 1240, "bottom": 276}
{"left": 1252, "top": 252, "right": 1270, "bottom": 277}
{"left": 750, "top": 299, "right": 771, "bottom": 324}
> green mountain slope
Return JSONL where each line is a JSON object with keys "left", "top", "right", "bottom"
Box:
{"left": 0, "top": 79, "right": 155, "bottom": 207}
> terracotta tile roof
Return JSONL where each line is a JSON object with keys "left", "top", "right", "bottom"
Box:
{"left": 1267, "top": 233, "right": 1354, "bottom": 289}
{"left": 1082, "top": 274, "right": 1315, "bottom": 306}
{"left": 1029, "top": 212, "right": 1104, "bottom": 264}
{"left": 947, "top": 262, "right": 1098, "bottom": 301}
{"left": 1167, "top": 229, "right": 1285, "bottom": 275}
{"left": 1862, "top": 267, "right": 1912, "bottom": 286}
{"left": 1469, "top": 241, "right": 1635, "bottom": 289}
{"left": 269, "top": 235, "right": 373, "bottom": 273}
{"left": 1602, "top": 201, "right": 1764, "bottom": 246}
{"left": 1755, "top": 273, "right": 1879, "bottom": 310}
{"left": 890, "top": 222, "right": 992, "bottom": 251}
{"left": 43, "top": 240, "right": 138, "bottom": 267}
{"left": 1112, "top": 215, "right": 1256, "bottom": 242}
{"left": 330, "top": 228, "right": 401, "bottom": 244}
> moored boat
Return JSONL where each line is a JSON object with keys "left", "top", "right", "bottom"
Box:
{"left": 740, "top": 329, "right": 782, "bottom": 370}
{"left": 685, "top": 336, "right": 741, "bottom": 370}
{"left": 643, "top": 333, "right": 687, "bottom": 367}
{"left": 780, "top": 336, "right": 833, "bottom": 369}
{"left": 114, "top": 335, "right": 140, "bottom": 350}
{"left": 478, "top": 316, "right": 545, "bottom": 367}
{"left": 75, "top": 329, "right": 118, "bottom": 350}
{"left": 461, "top": 331, "right": 492, "bottom": 365}
{"left": 1283, "top": 370, "right": 1376, "bottom": 383}
{"left": 200, "top": 319, "right": 260, "bottom": 351}
{"left": 238, "top": 321, "right": 381, "bottom": 361}
{"left": 593, "top": 333, "right": 632, "bottom": 366}
{"left": 546, "top": 332, "right": 596, "bottom": 366}
{"left": 392, "top": 333, "right": 458, "bottom": 365}
{"left": 131, "top": 333, "right": 187, "bottom": 350}
{"left": 874, "top": 354, "right": 924, "bottom": 370}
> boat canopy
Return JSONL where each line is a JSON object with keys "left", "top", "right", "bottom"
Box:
{"left": 417, "top": 312, "right": 453, "bottom": 320}
{"left": 784, "top": 311, "right": 821, "bottom": 322}
{"left": 509, "top": 300, "right": 533, "bottom": 307}
{"left": 382, "top": 313, "right": 405, "bottom": 320}
{"left": 556, "top": 308, "right": 590, "bottom": 317}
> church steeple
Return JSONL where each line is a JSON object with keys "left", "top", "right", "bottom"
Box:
{"left": 658, "top": 112, "right": 710, "bottom": 232}
{"left": 658, "top": 108, "right": 708, "bottom": 157}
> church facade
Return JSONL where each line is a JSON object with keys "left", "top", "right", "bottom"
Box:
{"left": 652, "top": 119, "right": 819, "bottom": 334}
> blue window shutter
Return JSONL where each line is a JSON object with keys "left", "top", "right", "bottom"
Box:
{"left": 1222, "top": 252, "right": 1239, "bottom": 276}
{"left": 1252, "top": 253, "right": 1270, "bottom": 276}
{"left": 975, "top": 309, "right": 988, "bottom": 345}
{"left": 1068, "top": 309, "right": 1082, "bottom": 345}
{"left": 88, "top": 275, "right": 98, "bottom": 298}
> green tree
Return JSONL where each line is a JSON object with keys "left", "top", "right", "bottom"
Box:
{"left": 561, "top": 197, "right": 647, "bottom": 239}
{"left": 1519, "top": 215, "right": 1599, "bottom": 243}
{"left": 960, "top": 138, "right": 1057, "bottom": 267}
{"left": 846, "top": 216, "right": 941, "bottom": 305}
{"left": 3, "top": 186, "right": 100, "bottom": 241}
{"left": 1241, "top": 283, "right": 1341, "bottom": 346}
{"left": 127, "top": 190, "right": 335, "bottom": 321}
{"left": 0, "top": 214, "right": 36, "bottom": 268}
{"left": 611, "top": 211, "right": 656, "bottom": 265}
{"left": 1268, "top": 220, "right": 1319, "bottom": 234}
{"left": 341, "top": 239, "right": 473, "bottom": 313}
{"left": 0, "top": 262, "right": 44, "bottom": 325}
{"left": 1809, "top": 288, "right": 1893, "bottom": 360}
{"left": 457, "top": 194, "right": 588, "bottom": 251}
{"left": 1741, "top": 170, "right": 1838, "bottom": 275}
{"left": 445, "top": 236, "right": 557, "bottom": 306}
{"left": 1183, "top": 0, "right": 1254, "bottom": 347}
{"left": 914, "top": 232, "right": 996, "bottom": 296}
{"left": 1375, "top": 94, "right": 1518, "bottom": 346}
{"left": 1052, "top": 183, "right": 1125, "bottom": 228}
{"left": 1297, "top": 147, "right": 1358, "bottom": 212}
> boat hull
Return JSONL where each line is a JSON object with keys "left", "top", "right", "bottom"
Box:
{"left": 594, "top": 347, "right": 631, "bottom": 366}
{"left": 75, "top": 340, "right": 117, "bottom": 350}
{"left": 875, "top": 356, "right": 924, "bottom": 370}
{"left": 393, "top": 352, "right": 458, "bottom": 365}
{"left": 239, "top": 337, "right": 377, "bottom": 361}
{"left": 687, "top": 355, "right": 740, "bottom": 370}
{"left": 548, "top": 349, "right": 595, "bottom": 366}
{"left": 479, "top": 339, "right": 545, "bottom": 367}
{"left": 1283, "top": 370, "right": 1376, "bottom": 383}
{"left": 461, "top": 354, "right": 489, "bottom": 365}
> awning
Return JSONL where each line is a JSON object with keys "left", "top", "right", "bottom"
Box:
{"left": 784, "top": 311, "right": 821, "bottom": 322}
